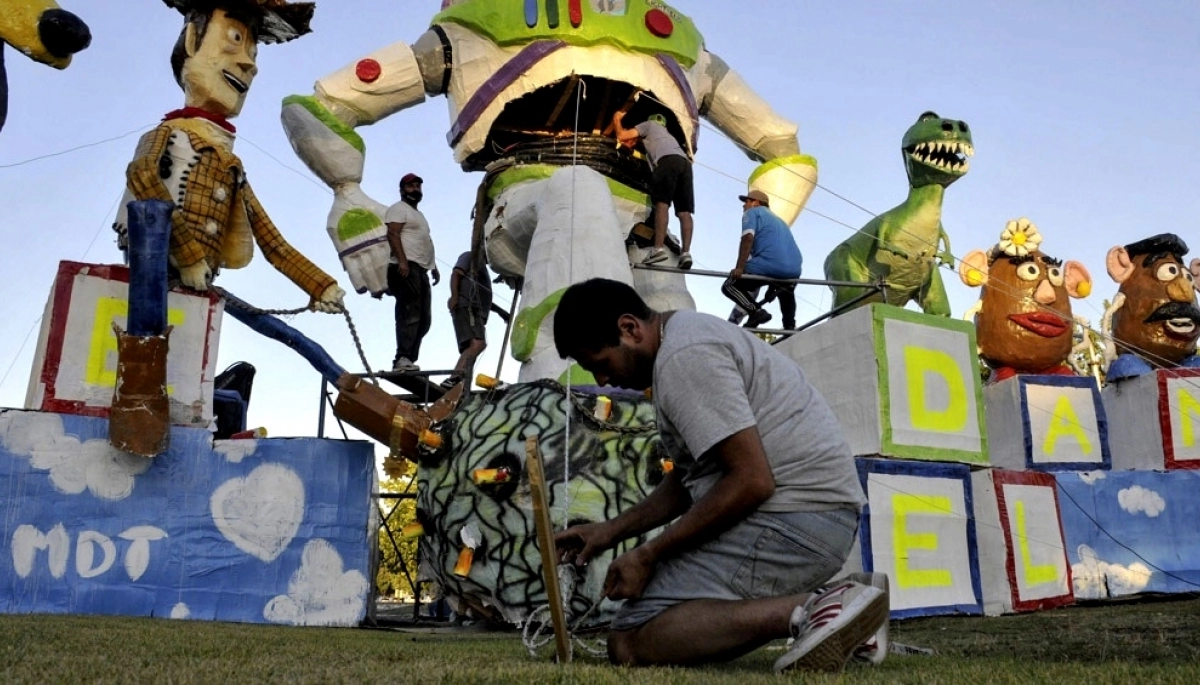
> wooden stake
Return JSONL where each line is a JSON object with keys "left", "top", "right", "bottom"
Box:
{"left": 525, "top": 436, "right": 571, "bottom": 663}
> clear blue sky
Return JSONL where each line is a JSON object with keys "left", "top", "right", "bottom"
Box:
{"left": 2, "top": 0, "right": 1199, "bottom": 443}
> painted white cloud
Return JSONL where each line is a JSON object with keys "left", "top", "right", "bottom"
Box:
{"left": 170, "top": 603, "right": 190, "bottom": 619}
{"left": 1071, "top": 544, "right": 1152, "bottom": 599}
{"left": 0, "top": 412, "right": 150, "bottom": 500}
{"left": 211, "top": 464, "right": 305, "bottom": 563}
{"left": 1078, "top": 470, "right": 1107, "bottom": 485}
{"left": 263, "top": 539, "right": 368, "bottom": 627}
{"left": 1117, "top": 485, "right": 1166, "bottom": 518}
{"left": 214, "top": 439, "right": 258, "bottom": 464}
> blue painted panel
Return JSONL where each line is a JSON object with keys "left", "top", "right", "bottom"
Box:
{"left": 1056, "top": 470, "right": 1200, "bottom": 598}
{"left": 0, "top": 409, "right": 375, "bottom": 626}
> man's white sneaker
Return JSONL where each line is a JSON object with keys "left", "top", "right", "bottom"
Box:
{"left": 392, "top": 357, "right": 419, "bottom": 372}
{"left": 846, "top": 572, "right": 890, "bottom": 666}
{"left": 678, "top": 252, "right": 693, "bottom": 269}
{"left": 642, "top": 247, "right": 668, "bottom": 265}
{"left": 773, "top": 580, "right": 889, "bottom": 674}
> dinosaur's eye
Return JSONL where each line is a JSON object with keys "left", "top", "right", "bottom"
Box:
{"left": 1156, "top": 263, "right": 1181, "bottom": 282}
{"left": 1047, "top": 266, "right": 1064, "bottom": 287}
{"left": 1017, "top": 263, "right": 1041, "bottom": 282}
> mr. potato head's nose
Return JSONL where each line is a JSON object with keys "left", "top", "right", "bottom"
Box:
{"left": 1034, "top": 279, "right": 1057, "bottom": 305}
{"left": 1167, "top": 278, "right": 1195, "bottom": 304}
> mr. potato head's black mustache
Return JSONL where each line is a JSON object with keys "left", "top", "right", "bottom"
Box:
{"left": 1144, "top": 301, "right": 1200, "bottom": 324}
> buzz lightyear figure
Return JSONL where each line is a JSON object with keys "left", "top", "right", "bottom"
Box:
{"left": 282, "top": 0, "right": 817, "bottom": 382}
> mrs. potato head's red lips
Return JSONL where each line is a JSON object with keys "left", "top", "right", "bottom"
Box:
{"left": 1008, "top": 311, "right": 1068, "bottom": 337}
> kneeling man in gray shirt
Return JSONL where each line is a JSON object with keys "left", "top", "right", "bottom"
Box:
{"left": 553, "top": 278, "right": 888, "bottom": 673}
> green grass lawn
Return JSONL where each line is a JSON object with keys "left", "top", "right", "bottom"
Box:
{"left": 3, "top": 597, "right": 1200, "bottom": 684}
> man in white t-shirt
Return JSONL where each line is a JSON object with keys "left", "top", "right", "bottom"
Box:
{"left": 552, "top": 278, "right": 888, "bottom": 674}
{"left": 384, "top": 173, "right": 439, "bottom": 372}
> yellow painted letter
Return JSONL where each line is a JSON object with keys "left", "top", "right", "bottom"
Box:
{"left": 893, "top": 493, "right": 954, "bottom": 589}
{"left": 1015, "top": 500, "right": 1058, "bottom": 585}
{"left": 1177, "top": 388, "right": 1200, "bottom": 448}
{"left": 85, "top": 297, "right": 185, "bottom": 389}
{"left": 904, "top": 347, "right": 967, "bottom": 432}
{"left": 1042, "top": 394, "right": 1093, "bottom": 456}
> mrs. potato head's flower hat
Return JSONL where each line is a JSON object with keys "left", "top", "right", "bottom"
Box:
{"left": 163, "top": 0, "right": 315, "bottom": 44}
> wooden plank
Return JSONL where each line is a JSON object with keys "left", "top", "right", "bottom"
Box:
{"left": 544, "top": 74, "right": 581, "bottom": 129}
{"left": 525, "top": 436, "right": 571, "bottom": 663}
{"left": 591, "top": 81, "right": 614, "bottom": 134}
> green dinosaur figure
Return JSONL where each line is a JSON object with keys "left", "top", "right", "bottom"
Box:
{"left": 824, "top": 111, "right": 974, "bottom": 317}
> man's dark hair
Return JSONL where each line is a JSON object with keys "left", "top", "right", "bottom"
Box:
{"left": 554, "top": 279, "right": 652, "bottom": 359}
{"left": 1125, "top": 233, "right": 1188, "bottom": 268}
{"left": 170, "top": 8, "right": 258, "bottom": 89}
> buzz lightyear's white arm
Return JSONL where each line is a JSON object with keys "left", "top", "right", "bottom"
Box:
{"left": 280, "top": 32, "right": 443, "bottom": 295}
{"left": 695, "top": 51, "right": 816, "bottom": 226}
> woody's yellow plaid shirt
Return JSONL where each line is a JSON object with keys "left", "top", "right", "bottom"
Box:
{"left": 126, "top": 118, "right": 336, "bottom": 299}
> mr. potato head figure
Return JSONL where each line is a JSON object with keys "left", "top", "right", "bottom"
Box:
{"left": 959, "top": 218, "right": 1092, "bottom": 383}
{"left": 1103, "top": 233, "right": 1200, "bottom": 382}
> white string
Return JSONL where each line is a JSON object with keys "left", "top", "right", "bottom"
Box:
{"left": 562, "top": 76, "right": 586, "bottom": 528}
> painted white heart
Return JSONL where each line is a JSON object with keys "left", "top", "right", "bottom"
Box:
{"left": 210, "top": 464, "right": 305, "bottom": 563}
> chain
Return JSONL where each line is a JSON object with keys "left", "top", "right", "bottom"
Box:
{"left": 211, "top": 286, "right": 379, "bottom": 386}
{"left": 339, "top": 306, "right": 378, "bottom": 386}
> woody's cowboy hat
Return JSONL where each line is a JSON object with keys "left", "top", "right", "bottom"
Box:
{"left": 163, "top": 0, "right": 314, "bottom": 44}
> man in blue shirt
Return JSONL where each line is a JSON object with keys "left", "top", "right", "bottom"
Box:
{"left": 722, "top": 190, "right": 802, "bottom": 329}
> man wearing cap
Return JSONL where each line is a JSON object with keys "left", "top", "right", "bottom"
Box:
{"left": 118, "top": 0, "right": 344, "bottom": 312}
{"left": 613, "top": 111, "right": 695, "bottom": 269}
{"left": 384, "top": 172, "right": 439, "bottom": 372}
{"left": 722, "top": 189, "right": 802, "bottom": 330}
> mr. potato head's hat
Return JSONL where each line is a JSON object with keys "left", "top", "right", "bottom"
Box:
{"left": 163, "top": 0, "right": 315, "bottom": 44}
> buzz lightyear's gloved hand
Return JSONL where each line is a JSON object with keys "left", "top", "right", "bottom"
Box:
{"left": 328, "top": 182, "right": 391, "bottom": 297}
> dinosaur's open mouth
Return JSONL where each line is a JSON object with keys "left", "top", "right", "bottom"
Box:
{"left": 907, "top": 140, "right": 973, "bottom": 174}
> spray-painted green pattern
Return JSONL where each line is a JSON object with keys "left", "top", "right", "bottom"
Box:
{"left": 824, "top": 113, "right": 974, "bottom": 317}
{"left": 416, "top": 380, "right": 663, "bottom": 628}
{"left": 510, "top": 288, "right": 566, "bottom": 361}
{"left": 336, "top": 209, "right": 383, "bottom": 242}
{"left": 282, "top": 95, "right": 366, "bottom": 155}
{"left": 488, "top": 164, "right": 649, "bottom": 207}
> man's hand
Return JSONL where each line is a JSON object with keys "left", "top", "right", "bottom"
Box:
{"left": 554, "top": 521, "right": 616, "bottom": 568}
{"left": 312, "top": 284, "right": 346, "bottom": 313}
{"left": 447, "top": 295, "right": 458, "bottom": 310}
{"left": 730, "top": 266, "right": 745, "bottom": 280}
{"left": 179, "top": 261, "right": 213, "bottom": 291}
{"left": 603, "top": 545, "right": 656, "bottom": 600}
{"left": 431, "top": 267, "right": 441, "bottom": 286}
{"left": 397, "top": 260, "right": 410, "bottom": 278}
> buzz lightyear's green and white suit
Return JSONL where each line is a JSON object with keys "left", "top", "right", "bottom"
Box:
{"left": 282, "top": 0, "right": 817, "bottom": 383}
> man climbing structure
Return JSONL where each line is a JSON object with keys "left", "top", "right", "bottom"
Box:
{"left": 613, "top": 111, "right": 695, "bottom": 268}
